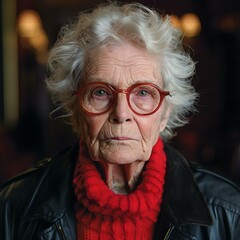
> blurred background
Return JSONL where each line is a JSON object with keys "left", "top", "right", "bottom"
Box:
{"left": 0, "top": 0, "right": 240, "bottom": 184}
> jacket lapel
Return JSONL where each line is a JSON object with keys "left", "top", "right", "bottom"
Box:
{"left": 162, "top": 144, "right": 212, "bottom": 227}
{"left": 154, "top": 144, "right": 213, "bottom": 239}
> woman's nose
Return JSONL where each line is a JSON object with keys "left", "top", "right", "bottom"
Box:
{"left": 109, "top": 94, "right": 133, "bottom": 123}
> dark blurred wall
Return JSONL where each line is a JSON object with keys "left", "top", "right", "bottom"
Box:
{"left": 0, "top": 2, "right": 3, "bottom": 122}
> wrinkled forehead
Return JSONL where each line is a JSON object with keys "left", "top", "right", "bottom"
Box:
{"left": 83, "top": 43, "right": 162, "bottom": 85}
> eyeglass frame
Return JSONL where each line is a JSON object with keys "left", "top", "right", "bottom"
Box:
{"left": 74, "top": 81, "right": 171, "bottom": 116}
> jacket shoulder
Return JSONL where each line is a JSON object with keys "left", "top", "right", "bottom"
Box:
{"left": 0, "top": 158, "right": 51, "bottom": 189}
{"left": 163, "top": 144, "right": 240, "bottom": 239}
{"left": 190, "top": 163, "right": 240, "bottom": 213}
{"left": 0, "top": 145, "right": 78, "bottom": 240}
{"left": 0, "top": 145, "right": 76, "bottom": 201}
{"left": 165, "top": 143, "right": 240, "bottom": 210}
{"left": 0, "top": 157, "right": 55, "bottom": 234}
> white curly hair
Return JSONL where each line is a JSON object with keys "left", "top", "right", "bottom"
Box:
{"left": 46, "top": 2, "right": 198, "bottom": 140}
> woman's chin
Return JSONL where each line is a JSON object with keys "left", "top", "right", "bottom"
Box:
{"left": 88, "top": 141, "right": 151, "bottom": 164}
{"left": 98, "top": 151, "right": 148, "bottom": 165}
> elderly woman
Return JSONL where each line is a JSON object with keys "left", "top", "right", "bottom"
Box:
{"left": 1, "top": 2, "right": 240, "bottom": 240}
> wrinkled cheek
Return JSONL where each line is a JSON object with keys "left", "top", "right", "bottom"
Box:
{"left": 79, "top": 116, "right": 101, "bottom": 145}
{"left": 142, "top": 119, "right": 161, "bottom": 150}
{"left": 154, "top": 121, "right": 161, "bottom": 139}
{"left": 79, "top": 116, "right": 92, "bottom": 144}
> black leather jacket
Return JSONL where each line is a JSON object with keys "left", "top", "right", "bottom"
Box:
{"left": 0, "top": 144, "right": 240, "bottom": 239}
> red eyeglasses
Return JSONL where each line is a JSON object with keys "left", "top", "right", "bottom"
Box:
{"left": 75, "top": 82, "right": 171, "bottom": 116}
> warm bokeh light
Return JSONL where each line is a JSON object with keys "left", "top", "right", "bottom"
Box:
{"left": 28, "top": 32, "right": 48, "bottom": 51}
{"left": 18, "top": 10, "right": 49, "bottom": 64}
{"left": 170, "top": 13, "right": 201, "bottom": 37}
{"left": 18, "top": 10, "right": 42, "bottom": 38}
{"left": 181, "top": 13, "right": 201, "bottom": 37}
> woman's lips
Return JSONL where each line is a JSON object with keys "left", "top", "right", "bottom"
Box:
{"left": 111, "top": 137, "right": 132, "bottom": 140}
{"left": 100, "top": 137, "right": 135, "bottom": 141}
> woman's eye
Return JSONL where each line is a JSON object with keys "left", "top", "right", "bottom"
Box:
{"left": 137, "top": 89, "right": 150, "bottom": 96}
{"left": 93, "top": 88, "right": 108, "bottom": 97}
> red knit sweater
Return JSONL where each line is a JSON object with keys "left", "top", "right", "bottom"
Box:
{"left": 73, "top": 138, "right": 166, "bottom": 240}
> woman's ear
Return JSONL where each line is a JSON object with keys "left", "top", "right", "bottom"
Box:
{"left": 159, "top": 103, "right": 173, "bottom": 132}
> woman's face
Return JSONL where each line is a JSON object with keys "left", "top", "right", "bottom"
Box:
{"left": 79, "top": 43, "right": 171, "bottom": 164}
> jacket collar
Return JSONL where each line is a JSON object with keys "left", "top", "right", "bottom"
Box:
{"left": 162, "top": 144, "right": 213, "bottom": 227}
{"left": 23, "top": 143, "right": 212, "bottom": 228}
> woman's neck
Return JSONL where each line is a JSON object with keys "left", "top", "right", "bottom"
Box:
{"left": 97, "top": 161, "right": 146, "bottom": 194}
